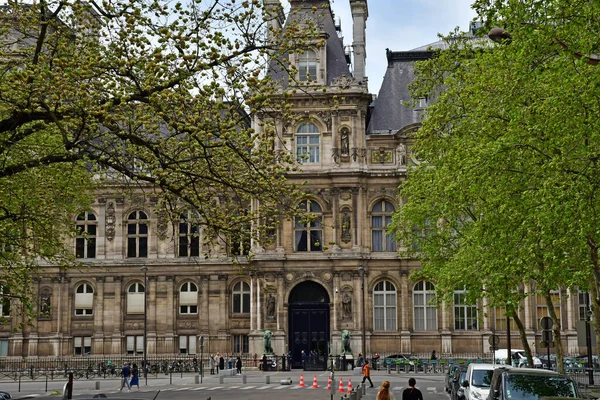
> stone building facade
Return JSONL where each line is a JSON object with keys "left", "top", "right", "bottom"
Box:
{"left": 0, "top": 0, "right": 592, "bottom": 360}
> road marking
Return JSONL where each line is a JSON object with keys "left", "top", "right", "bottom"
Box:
{"left": 240, "top": 386, "right": 256, "bottom": 390}
{"left": 207, "top": 386, "right": 223, "bottom": 391}
{"left": 175, "top": 387, "right": 189, "bottom": 391}
{"left": 291, "top": 385, "right": 305, "bottom": 389}
{"left": 274, "top": 385, "right": 291, "bottom": 389}
{"left": 229, "top": 386, "right": 240, "bottom": 389}
{"left": 393, "top": 387, "right": 403, "bottom": 391}
{"left": 257, "top": 385, "right": 272, "bottom": 389}
{"left": 191, "top": 387, "right": 207, "bottom": 390}
{"left": 427, "top": 387, "right": 436, "bottom": 391}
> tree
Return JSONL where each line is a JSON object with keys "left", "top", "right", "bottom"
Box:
{"left": 0, "top": 0, "right": 320, "bottom": 324}
{"left": 392, "top": 1, "right": 600, "bottom": 369}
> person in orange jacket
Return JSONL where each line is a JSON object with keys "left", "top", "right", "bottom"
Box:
{"left": 362, "top": 359, "right": 374, "bottom": 388}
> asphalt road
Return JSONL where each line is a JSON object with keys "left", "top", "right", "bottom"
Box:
{"left": 3, "top": 370, "right": 449, "bottom": 400}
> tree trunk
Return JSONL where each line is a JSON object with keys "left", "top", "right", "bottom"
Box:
{"left": 545, "top": 292, "right": 564, "bottom": 373}
{"left": 513, "top": 313, "right": 535, "bottom": 367}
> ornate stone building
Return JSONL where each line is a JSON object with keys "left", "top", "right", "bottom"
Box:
{"left": 0, "top": 0, "right": 592, "bottom": 361}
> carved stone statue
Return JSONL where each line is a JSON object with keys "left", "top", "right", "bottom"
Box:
{"left": 341, "top": 209, "right": 351, "bottom": 242}
{"left": 266, "top": 294, "right": 275, "bottom": 320}
{"left": 40, "top": 296, "right": 51, "bottom": 317}
{"left": 341, "top": 329, "right": 351, "bottom": 355}
{"left": 342, "top": 292, "right": 352, "bottom": 319}
{"left": 397, "top": 143, "right": 407, "bottom": 166}
{"left": 341, "top": 129, "right": 350, "bottom": 156}
{"left": 263, "top": 330, "right": 273, "bottom": 354}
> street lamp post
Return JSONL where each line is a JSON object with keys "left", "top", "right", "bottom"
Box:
{"left": 140, "top": 265, "right": 148, "bottom": 385}
{"left": 358, "top": 264, "right": 366, "bottom": 357}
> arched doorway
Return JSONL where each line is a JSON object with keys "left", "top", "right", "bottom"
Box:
{"left": 288, "top": 281, "right": 330, "bottom": 370}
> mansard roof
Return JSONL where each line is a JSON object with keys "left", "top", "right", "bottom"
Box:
{"left": 267, "top": 0, "right": 351, "bottom": 88}
{"left": 367, "top": 50, "right": 432, "bottom": 134}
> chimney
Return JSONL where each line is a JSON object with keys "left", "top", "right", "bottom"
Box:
{"left": 350, "top": 0, "right": 368, "bottom": 83}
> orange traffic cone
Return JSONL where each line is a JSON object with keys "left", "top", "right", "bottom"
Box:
{"left": 325, "top": 374, "right": 332, "bottom": 390}
{"left": 337, "top": 377, "right": 345, "bottom": 393}
{"left": 310, "top": 374, "right": 319, "bottom": 389}
{"left": 299, "top": 374, "right": 305, "bottom": 387}
{"left": 346, "top": 378, "right": 353, "bottom": 394}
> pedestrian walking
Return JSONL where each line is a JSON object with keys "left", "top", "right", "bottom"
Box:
{"left": 430, "top": 350, "right": 437, "bottom": 360}
{"left": 361, "top": 359, "right": 374, "bottom": 388}
{"left": 219, "top": 354, "right": 225, "bottom": 371}
{"left": 228, "top": 354, "right": 234, "bottom": 369}
{"left": 210, "top": 354, "right": 215, "bottom": 375}
{"left": 236, "top": 356, "right": 242, "bottom": 375}
{"left": 377, "top": 380, "right": 396, "bottom": 400}
{"left": 119, "top": 362, "right": 131, "bottom": 391}
{"left": 402, "top": 378, "right": 423, "bottom": 400}
{"left": 287, "top": 350, "right": 292, "bottom": 371}
{"left": 130, "top": 363, "right": 140, "bottom": 390}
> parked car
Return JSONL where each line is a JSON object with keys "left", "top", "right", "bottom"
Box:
{"left": 451, "top": 367, "right": 468, "bottom": 400}
{"left": 574, "top": 355, "right": 599, "bottom": 369}
{"left": 495, "top": 348, "right": 542, "bottom": 368}
{"left": 0, "top": 391, "right": 12, "bottom": 400}
{"left": 446, "top": 364, "right": 462, "bottom": 393}
{"left": 463, "top": 363, "right": 502, "bottom": 400}
{"left": 383, "top": 354, "right": 415, "bottom": 369}
{"left": 537, "top": 354, "right": 578, "bottom": 370}
{"left": 486, "top": 366, "right": 579, "bottom": 400}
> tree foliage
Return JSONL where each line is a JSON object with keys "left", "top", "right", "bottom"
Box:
{"left": 0, "top": 0, "right": 319, "bottom": 324}
{"left": 392, "top": 0, "right": 600, "bottom": 366}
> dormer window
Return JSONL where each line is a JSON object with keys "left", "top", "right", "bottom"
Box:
{"left": 299, "top": 50, "right": 317, "bottom": 82}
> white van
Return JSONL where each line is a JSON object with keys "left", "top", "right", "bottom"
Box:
{"left": 463, "top": 363, "right": 501, "bottom": 400}
{"left": 494, "top": 349, "right": 542, "bottom": 368}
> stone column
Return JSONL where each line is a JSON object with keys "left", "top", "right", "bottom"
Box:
{"left": 93, "top": 277, "right": 104, "bottom": 354}
{"left": 250, "top": 275, "right": 255, "bottom": 331}
{"left": 352, "top": 187, "right": 361, "bottom": 250}
{"left": 257, "top": 277, "right": 262, "bottom": 331}
{"left": 333, "top": 273, "right": 340, "bottom": 332}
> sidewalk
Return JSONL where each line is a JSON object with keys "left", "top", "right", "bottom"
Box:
{"left": 5, "top": 368, "right": 442, "bottom": 399}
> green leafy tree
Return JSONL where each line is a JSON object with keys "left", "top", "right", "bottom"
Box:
{"left": 0, "top": 0, "right": 321, "bottom": 324}
{"left": 392, "top": 1, "right": 600, "bottom": 369}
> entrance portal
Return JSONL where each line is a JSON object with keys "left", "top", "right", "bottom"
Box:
{"left": 288, "top": 281, "right": 330, "bottom": 370}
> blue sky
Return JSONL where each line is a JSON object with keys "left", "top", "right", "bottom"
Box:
{"left": 329, "top": 0, "right": 478, "bottom": 91}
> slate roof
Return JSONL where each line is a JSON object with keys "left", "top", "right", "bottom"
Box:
{"left": 267, "top": 0, "right": 351, "bottom": 87}
{"left": 366, "top": 50, "right": 432, "bottom": 134}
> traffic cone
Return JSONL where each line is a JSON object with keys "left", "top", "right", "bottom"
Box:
{"left": 298, "top": 374, "right": 305, "bottom": 387}
{"left": 346, "top": 378, "right": 353, "bottom": 394}
{"left": 337, "top": 377, "right": 345, "bottom": 393}
{"left": 310, "top": 374, "right": 319, "bottom": 389}
{"left": 325, "top": 374, "right": 332, "bottom": 390}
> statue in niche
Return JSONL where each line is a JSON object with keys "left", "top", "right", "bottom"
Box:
{"left": 40, "top": 296, "right": 51, "bottom": 317}
{"left": 266, "top": 294, "right": 276, "bottom": 320}
{"left": 341, "top": 129, "right": 350, "bottom": 156}
{"left": 342, "top": 292, "right": 352, "bottom": 319}
{"left": 397, "top": 143, "right": 407, "bottom": 166}
{"left": 341, "top": 208, "right": 351, "bottom": 242}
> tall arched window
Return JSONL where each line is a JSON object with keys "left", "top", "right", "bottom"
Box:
{"left": 179, "top": 211, "right": 200, "bottom": 257}
{"left": 74, "top": 283, "right": 94, "bottom": 316}
{"left": 413, "top": 281, "right": 437, "bottom": 330}
{"left": 180, "top": 282, "right": 198, "bottom": 314}
{"left": 371, "top": 200, "right": 396, "bottom": 252}
{"left": 296, "top": 123, "right": 320, "bottom": 163}
{"left": 232, "top": 281, "right": 250, "bottom": 314}
{"left": 76, "top": 211, "right": 97, "bottom": 259}
{"left": 295, "top": 200, "right": 322, "bottom": 252}
{"left": 373, "top": 280, "right": 397, "bottom": 331}
{"left": 298, "top": 49, "right": 317, "bottom": 82}
{"left": 127, "top": 211, "right": 148, "bottom": 258}
{"left": 127, "top": 282, "right": 145, "bottom": 314}
{"left": 454, "top": 289, "right": 478, "bottom": 330}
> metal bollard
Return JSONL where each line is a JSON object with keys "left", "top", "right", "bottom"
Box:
{"left": 195, "top": 375, "right": 199, "bottom": 384}
{"left": 95, "top": 381, "right": 100, "bottom": 390}
{"left": 219, "top": 375, "right": 224, "bottom": 384}
{"left": 396, "top": 364, "right": 400, "bottom": 373}
{"left": 266, "top": 375, "right": 270, "bottom": 384}
{"left": 387, "top": 365, "right": 391, "bottom": 374}
{"left": 242, "top": 375, "right": 247, "bottom": 384}
{"left": 350, "top": 390, "right": 356, "bottom": 400}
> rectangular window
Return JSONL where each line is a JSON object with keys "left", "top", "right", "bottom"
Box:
{"left": 579, "top": 292, "right": 591, "bottom": 321}
{"left": 126, "top": 335, "right": 144, "bottom": 355}
{"left": 0, "top": 339, "right": 8, "bottom": 356}
{"left": 127, "top": 293, "right": 145, "bottom": 314}
{"left": 454, "top": 292, "right": 478, "bottom": 330}
{"left": 74, "top": 292, "right": 93, "bottom": 316}
{"left": 180, "top": 305, "right": 198, "bottom": 314}
{"left": 536, "top": 291, "right": 561, "bottom": 328}
{"left": 179, "top": 335, "right": 196, "bottom": 355}
{"left": 74, "top": 336, "right": 92, "bottom": 355}
{"left": 296, "top": 136, "right": 320, "bottom": 163}
{"left": 494, "top": 307, "right": 518, "bottom": 330}
{"left": 233, "top": 335, "right": 249, "bottom": 354}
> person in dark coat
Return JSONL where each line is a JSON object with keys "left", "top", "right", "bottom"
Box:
{"left": 236, "top": 357, "right": 242, "bottom": 374}
{"left": 219, "top": 354, "right": 225, "bottom": 371}
{"left": 262, "top": 354, "right": 268, "bottom": 372}
{"left": 129, "top": 363, "right": 139, "bottom": 390}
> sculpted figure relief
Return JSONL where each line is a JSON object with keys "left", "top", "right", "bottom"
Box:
{"left": 341, "top": 329, "right": 351, "bottom": 355}
{"left": 263, "top": 330, "right": 273, "bottom": 354}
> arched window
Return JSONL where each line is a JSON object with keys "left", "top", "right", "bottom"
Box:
{"left": 298, "top": 49, "right": 317, "bottom": 82}
{"left": 179, "top": 211, "right": 200, "bottom": 257}
{"left": 454, "top": 289, "right": 478, "bottom": 330}
{"left": 373, "top": 281, "right": 397, "bottom": 331}
{"left": 127, "top": 211, "right": 148, "bottom": 258}
{"left": 371, "top": 200, "right": 396, "bottom": 252}
{"left": 127, "top": 282, "right": 145, "bottom": 314}
{"left": 180, "top": 282, "right": 198, "bottom": 314}
{"left": 295, "top": 200, "right": 322, "bottom": 252}
{"left": 76, "top": 211, "right": 97, "bottom": 259}
{"left": 74, "top": 283, "right": 94, "bottom": 316}
{"left": 232, "top": 281, "right": 250, "bottom": 314}
{"left": 413, "top": 281, "right": 437, "bottom": 330}
{"left": 296, "top": 123, "right": 320, "bottom": 163}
